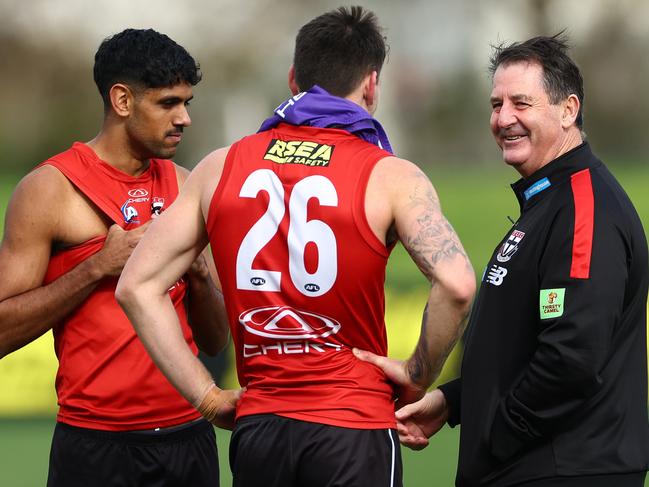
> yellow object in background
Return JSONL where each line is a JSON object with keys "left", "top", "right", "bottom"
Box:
{"left": 0, "top": 333, "right": 58, "bottom": 415}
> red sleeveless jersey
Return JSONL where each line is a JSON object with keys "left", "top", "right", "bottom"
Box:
{"left": 207, "top": 124, "right": 396, "bottom": 428}
{"left": 41, "top": 142, "right": 200, "bottom": 430}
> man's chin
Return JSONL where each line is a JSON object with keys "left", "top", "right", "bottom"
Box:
{"left": 502, "top": 150, "right": 527, "bottom": 169}
{"left": 155, "top": 147, "right": 178, "bottom": 159}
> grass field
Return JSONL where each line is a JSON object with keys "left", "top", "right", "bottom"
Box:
{"left": 0, "top": 162, "right": 648, "bottom": 486}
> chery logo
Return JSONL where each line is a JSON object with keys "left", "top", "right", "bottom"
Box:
{"left": 128, "top": 188, "right": 148, "bottom": 197}
{"left": 238, "top": 306, "right": 341, "bottom": 340}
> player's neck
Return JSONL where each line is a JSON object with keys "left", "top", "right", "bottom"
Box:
{"left": 87, "top": 128, "right": 151, "bottom": 177}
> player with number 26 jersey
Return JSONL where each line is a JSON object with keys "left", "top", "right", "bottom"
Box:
{"left": 207, "top": 123, "right": 396, "bottom": 429}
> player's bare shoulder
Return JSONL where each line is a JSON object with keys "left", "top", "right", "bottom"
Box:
{"left": 370, "top": 156, "right": 429, "bottom": 193}
{"left": 4, "top": 165, "right": 73, "bottom": 239}
{"left": 371, "top": 156, "right": 470, "bottom": 281}
{"left": 191, "top": 146, "right": 231, "bottom": 214}
{"left": 173, "top": 163, "right": 191, "bottom": 188}
{"left": 365, "top": 156, "right": 434, "bottom": 245}
{"left": 8, "top": 164, "right": 110, "bottom": 247}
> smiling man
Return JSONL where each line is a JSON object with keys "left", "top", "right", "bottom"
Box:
{"left": 0, "top": 29, "right": 230, "bottom": 486}
{"left": 359, "top": 34, "right": 649, "bottom": 486}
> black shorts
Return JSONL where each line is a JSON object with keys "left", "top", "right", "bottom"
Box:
{"left": 230, "top": 414, "right": 402, "bottom": 487}
{"left": 47, "top": 419, "right": 219, "bottom": 487}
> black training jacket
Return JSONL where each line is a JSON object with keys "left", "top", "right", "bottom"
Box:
{"left": 441, "top": 142, "right": 649, "bottom": 486}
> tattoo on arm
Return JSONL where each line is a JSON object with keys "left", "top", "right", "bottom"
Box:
{"left": 408, "top": 306, "right": 471, "bottom": 389}
{"left": 402, "top": 171, "right": 469, "bottom": 281}
{"left": 407, "top": 303, "right": 431, "bottom": 386}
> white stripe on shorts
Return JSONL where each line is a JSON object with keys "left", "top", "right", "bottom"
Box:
{"left": 387, "top": 429, "right": 396, "bottom": 487}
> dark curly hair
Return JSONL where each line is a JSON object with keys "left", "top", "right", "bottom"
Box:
{"left": 293, "top": 6, "right": 388, "bottom": 97}
{"left": 93, "top": 28, "right": 201, "bottom": 107}
{"left": 489, "top": 32, "right": 584, "bottom": 129}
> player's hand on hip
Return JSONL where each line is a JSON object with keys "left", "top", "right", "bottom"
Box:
{"left": 197, "top": 384, "right": 243, "bottom": 430}
{"left": 395, "top": 389, "right": 448, "bottom": 450}
{"left": 92, "top": 222, "right": 152, "bottom": 277}
{"left": 352, "top": 348, "right": 426, "bottom": 409}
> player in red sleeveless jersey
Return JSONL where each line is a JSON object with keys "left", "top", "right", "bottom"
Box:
{"left": 0, "top": 30, "right": 233, "bottom": 486}
{"left": 118, "top": 8, "right": 475, "bottom": 487}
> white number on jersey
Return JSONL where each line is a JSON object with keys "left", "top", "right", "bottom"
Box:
{"left": 235, "top": 170, "right": 338, "bottom": 296}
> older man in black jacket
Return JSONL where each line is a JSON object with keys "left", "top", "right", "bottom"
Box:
{"left": 357, "top": 34, "right": 649, "bottom": 486}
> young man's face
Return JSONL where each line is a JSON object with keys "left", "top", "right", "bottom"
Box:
{"left": 489, "top": 61, "right": 568, "bottom": 178}
{"left": 127, "top": 82, "right": 193, "bottom": 159}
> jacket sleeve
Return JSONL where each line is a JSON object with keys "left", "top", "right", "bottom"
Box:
{"left": 438, "top": 378, "right": 462, "bottom": 427}
{"left": 489, "top": 182, "right": 629, "bottom": 461}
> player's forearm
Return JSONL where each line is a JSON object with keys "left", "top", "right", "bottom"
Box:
{"left": 0, "top": 258, "right": 104, "bottom": 358}
{"left": 116, "top": 285, "right": 216, "bottom": 406}
{"left": 186, "top": 267, "right": 230, "bottom": 356}
{"left": 405, "top": 280, "right": 473, "bottom": 390}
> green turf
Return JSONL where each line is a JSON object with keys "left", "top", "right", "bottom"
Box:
{"left": 0, "top": 417, "right": 460, "bottom": 486}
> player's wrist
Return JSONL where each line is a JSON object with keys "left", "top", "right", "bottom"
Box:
{"left": 404, "top": 358, "right": 432, "bottom": 393}
{"left": 78, "top": 253, "right": 108, "bottom": 282}
{"left": 194, "top": 382, "right": 222, "bottom": 424}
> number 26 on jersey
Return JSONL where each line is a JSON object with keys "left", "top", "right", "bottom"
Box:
{"left": 236, "top": 169, "right": 338, "bottom": 297}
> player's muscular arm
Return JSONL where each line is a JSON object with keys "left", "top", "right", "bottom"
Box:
{"left": 397, "top": 164, "right": 475, "bottom": 390}
{"left": 0, "top": 167, "right": 149, "bottom": 358}
{"left": 175, "top": 165, "right": 229, "bottom": 355}
{"left": 184, "top": 251, "right": 230, "bottom": 355}
{"left": 117, "top": 149, "right": 240, "bottom": 429}
{"left": 355, "top": 158, "right": 475, "bottom": 406}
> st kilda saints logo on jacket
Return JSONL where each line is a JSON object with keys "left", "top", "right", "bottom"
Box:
{"left": 496, "top": 229, "right": 525, "bottom": 263}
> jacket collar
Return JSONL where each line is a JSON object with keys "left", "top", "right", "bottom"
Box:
{"left": 511, "top": 142, "right": 600, "bottom": 211}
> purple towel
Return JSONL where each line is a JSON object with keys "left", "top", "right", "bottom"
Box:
{"left": 258, "top": 85, "right": 393, "bottom": 154}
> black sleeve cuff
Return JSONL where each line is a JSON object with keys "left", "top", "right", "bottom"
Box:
{"left": 438, "top": 378, "right": 462, "bottom": 427}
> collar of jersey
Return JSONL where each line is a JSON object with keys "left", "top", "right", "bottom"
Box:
{"left": 511, "top": 142, "right": 599, "bottom": 210}
{"left": 72, "top": 142, "right": 156, "bottom": 183}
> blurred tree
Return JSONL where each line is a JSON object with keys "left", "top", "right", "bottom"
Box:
{"left": 578, "top": 9, "right": 649, "bottom": 164}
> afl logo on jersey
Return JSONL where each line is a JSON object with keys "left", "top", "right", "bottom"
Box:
{"left": 239, "top": 306, "right": 341, "bottom": 340}
{"left": 121, "top": 200, "right": 139, "bottom": 224}
{"left": 250, "top": 277, "right": 266, "bottom": 286}
{"left": 128, "top": 188, "right": 148, "bottom": 198}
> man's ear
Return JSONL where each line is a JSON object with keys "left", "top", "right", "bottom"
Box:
{"left": 362, "top": 70, "right": 378, "bottom": 112}
{"left": 288, "top": 65, "right": 300, "bottom": 96}
{"left": 109, "top": 83, "right": 135, "bottom": 117}
{"left": 561, "top": 94, "right": 580, "bottom": 129}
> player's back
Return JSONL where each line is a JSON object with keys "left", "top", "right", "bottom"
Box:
{"left": 207, "top": 123, "right": 396, "bottom": 428}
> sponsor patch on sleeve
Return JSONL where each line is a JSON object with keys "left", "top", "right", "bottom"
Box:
{"left": 539, "top": 288, "right": 565, "bottom": 319}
